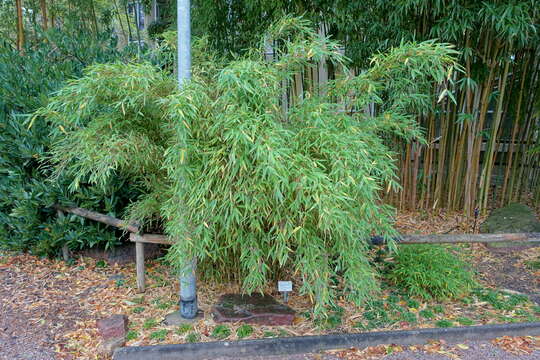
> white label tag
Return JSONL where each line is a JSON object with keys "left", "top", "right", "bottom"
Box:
{"left": 278, "top": 281, "right": 292, "bottom": 292}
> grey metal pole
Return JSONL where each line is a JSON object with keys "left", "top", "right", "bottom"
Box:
{"left": 177, "top": 0, "right": 191, "bottom": 85}
{"left": 177, "top": 0, "right": 198, "bottom": 320}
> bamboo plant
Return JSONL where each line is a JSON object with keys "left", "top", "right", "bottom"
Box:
{"left": 37, "top": 17, "right": 458, "bottom": 315}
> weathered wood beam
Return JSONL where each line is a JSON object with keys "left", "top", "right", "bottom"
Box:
{"left": 129, "top": 233, "right": 172, "bottom": 245}
{"left": 53, "top": 203, "right": 540, "bottom": 247}
{"left": 398, "top": 232, "right": 540, "bottom": 244}
{"left": 54, "top": 205, "right": 140, "bottom": 233}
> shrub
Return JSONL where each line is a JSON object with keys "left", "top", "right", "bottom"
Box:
{"left": 387, "top": 245, "right": 476, "bottom": 301}
{"left": 39, "top": 17, "right": 458, "bottom": 315}
{"left": 0, "top": 27, "right": 137, "bottom": 256}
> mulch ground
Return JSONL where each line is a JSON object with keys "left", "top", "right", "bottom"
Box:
{"left": 473, "top": 245, "right": 540, "bottom": 305}
{"left": 1, "top": 210, "right": 540, "bottom": 360}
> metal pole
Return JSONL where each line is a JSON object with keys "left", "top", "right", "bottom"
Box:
{"left": 177, "top": 0, "right": 198, "bottom": 319}
{"left": 177, "top": 0, "right": 191, "bottom": 85}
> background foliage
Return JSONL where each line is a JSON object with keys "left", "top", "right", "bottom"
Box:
{"left": 190, "top": 0, "right": 540, "bottom": 214}
{"left": 0, "top": 23, "right": 137, "bottom": 255}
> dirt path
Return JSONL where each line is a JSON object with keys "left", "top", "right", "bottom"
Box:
{"left": 0, "top": 254, "right": 110, "bottom": 360}
{"left": 0, "top": 259, "right": 81, "bottom": 359}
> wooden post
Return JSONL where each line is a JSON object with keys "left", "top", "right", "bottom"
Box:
{"left": 129, "top": 233, "right": 172, "bottom": 293}
{"left": 136, "top": 241, "right": 145, "bottom": 293}
{"left": 56, "top": 209, "right": 70, "bottom": 262}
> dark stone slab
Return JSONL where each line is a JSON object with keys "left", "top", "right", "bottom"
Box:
{"left": 97, "top": 314, "right": 129, "bottom": 340}
{"left": 480, "top": 203, "right": 540, "bottom": 248}
{"left": 213, "top": 294, "right": 295, "bottom": 325}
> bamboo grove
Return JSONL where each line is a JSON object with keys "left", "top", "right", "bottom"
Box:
{"left": 194, "top": 0, "right": 540, "bottom": 215}
{"left": 382, "top": 1, "right": 540, "bottom": 214}
{"left": 2, "top": 0, "right": 157, "bottom": 52}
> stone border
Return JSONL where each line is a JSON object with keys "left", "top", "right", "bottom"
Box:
{"left": 114, "top": 322, "right": 540, "bottom": 360}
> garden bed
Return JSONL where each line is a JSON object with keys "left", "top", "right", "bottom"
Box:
{"left": 1, "top": 211, "right": 539, "bottom": 360}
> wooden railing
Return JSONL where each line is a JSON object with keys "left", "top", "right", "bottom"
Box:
{"left": 55, "top": 204, "right": 540, "bottom": 293}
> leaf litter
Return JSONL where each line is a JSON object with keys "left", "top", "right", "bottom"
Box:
{"left": 1, "top": 210, "right": 539, "bottom": 359}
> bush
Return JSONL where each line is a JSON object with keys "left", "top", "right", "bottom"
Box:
{"left": 39, "top": 17, "right": 458, "bottom": 315}
{"left": 0, "top": 28, "right": 138, "bottom": 256}
{"left": 387, "top": 245, "right": 476, "bottom": 301}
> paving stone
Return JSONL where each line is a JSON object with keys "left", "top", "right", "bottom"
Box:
{"left": 96, "top": 314, "right": 128, "bottom": 340}
{"left": 213, "top": 294, "right": 295, "bottom": 325}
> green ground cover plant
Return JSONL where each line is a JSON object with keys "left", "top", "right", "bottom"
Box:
{"left": 211, "top": 325, "right": 231, "bottom": 339}
{"left": 236, "top": 324, "right": 254, "bottom": 338}
{"left": 436, "top": 319, "right": 454, "bottom": 328}
{"left": 176, "top": 324, "right": 193, "bottom": 335}
{"left": 387, "top": 245, "right": 476, "bottom": 301}
{"left": 142, "top": 318, "right": 158, "bottom": 330}
{"left": 150, "top": 329, "right": 169, "bottom": 341}
{"left": 185, "top": 333, "right": 200, "bottom": 343}
{"left": 126, "top": 330, "right": 139, "bottom": 341}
